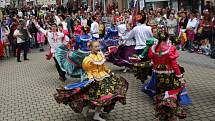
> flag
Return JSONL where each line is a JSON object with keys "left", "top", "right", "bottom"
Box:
{"left": 132, "top": 0, "right": 139, "bottom": 27}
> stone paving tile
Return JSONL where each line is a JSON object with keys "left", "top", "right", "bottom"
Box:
{"left": 0, "top": 50, "right": 215, "bottom": 121}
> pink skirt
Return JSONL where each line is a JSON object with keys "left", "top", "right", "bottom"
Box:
{"left": 37, "top": 33, "right": 45, "bottom": 44}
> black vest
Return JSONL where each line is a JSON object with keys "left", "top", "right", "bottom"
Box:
{"left": 18, "top": 27, "right": 29, "bottom": 41}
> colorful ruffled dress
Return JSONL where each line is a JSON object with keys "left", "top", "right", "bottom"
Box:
{"left": 133, "top": 37, "right": 157, "bottom": 82}
{"left": 147, "top": 43, "right": 191, "bottom": 120}
{"left": 101, "top": 27, "right": 119, "bottom": 53}
{"left": 54, "top": 34, "right": 91, "bottom": 79}
{"left": 107, "top": 30, "right": 136, "bottom": 68}
{"left": 54, "top": 52, "right": 128, "bottom": 113}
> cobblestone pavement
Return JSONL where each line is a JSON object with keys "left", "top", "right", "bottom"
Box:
{"left": 0, "top": 50, "right": 215, "bottom": 121}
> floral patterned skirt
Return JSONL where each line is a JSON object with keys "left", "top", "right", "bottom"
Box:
{"left": 155, "top": 72, "right": 186, "bottom": 121}
{"left": 54, "top": 75, "right": 128, "bottom": 113}
{"left": 133, "top": 60, "right": 152, "bottom": 83}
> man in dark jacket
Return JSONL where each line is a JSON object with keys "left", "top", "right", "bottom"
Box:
{"left": 13, "top": 19, "right": 31, "bottom": 62}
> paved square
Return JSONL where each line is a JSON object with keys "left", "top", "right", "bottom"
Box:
{"left": 0, "top": 50, "right": 215, "bottom": 121}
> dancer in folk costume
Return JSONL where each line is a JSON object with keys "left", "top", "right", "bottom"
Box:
{"left": 147, "top": 32, "right": 191, "bottom": 121}
{"left": 54, "top": 26, "right": 91, "bottom": 80}
{"left": 101, "top": 23, "right": 119, "bottom": 54}
{"left": 133, "top": 28, "right": 159, "bottom": 82}
{"left": 107, "top": 23, "right": 136, "bottom": 72}
{"left": 33, "top": 20, "right": 69, "bottom": 82}
{"left": 123, "top": 14, "right": 153, "bottom": 55}
{"left": 54, "top": 41, "right": 128, "bottom": 121}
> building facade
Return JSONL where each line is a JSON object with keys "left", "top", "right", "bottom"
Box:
{"left": 86, "top": 0, "right": 129, "bottom": 11}
{"left": 36, "top": 0, "right": 56, "bottom": 5}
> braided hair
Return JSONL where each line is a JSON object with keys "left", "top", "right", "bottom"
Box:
{"left": 155, "top": 32, "right": 169, "bottom": 52}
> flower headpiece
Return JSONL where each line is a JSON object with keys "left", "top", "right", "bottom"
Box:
{"left": 136, "top": 15, "right": 143, "bottom": 21}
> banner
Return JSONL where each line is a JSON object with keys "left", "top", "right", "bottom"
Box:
{"left": 139, "top": 0, "right": 145, "bottom": 10}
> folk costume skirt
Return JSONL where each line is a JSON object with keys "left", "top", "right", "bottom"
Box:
{"left": 54, "top": 75, "right": 128, "bottom": 113}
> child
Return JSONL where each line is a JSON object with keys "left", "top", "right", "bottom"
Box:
{"left": 37, "top": 31, "right": 45, "bottom": 51}
{"left": 54, "top": 41, "right": 128, "bottom": 121}
{"left": 200, "top": 39, "right": 211, "bottom": 55}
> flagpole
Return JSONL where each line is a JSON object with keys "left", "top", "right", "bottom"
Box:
{"left": 132, "top": 0, "right": 138, "bottom": 27}
{"left": 104, "top": 0, "right": 106, "bottom": 13}
{"left": 93, "top": 0, "right": 95, "bottom": 15}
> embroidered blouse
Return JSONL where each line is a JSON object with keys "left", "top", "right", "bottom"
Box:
{"left": 82, "top": 52, "right": 111, "bottom": 81}
{"left": 148, "top": 43, "right": 182, "bottom": 77}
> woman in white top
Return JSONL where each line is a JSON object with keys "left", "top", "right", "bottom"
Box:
{"left": 186, "top": 12, "right": 198, "bottom": 52}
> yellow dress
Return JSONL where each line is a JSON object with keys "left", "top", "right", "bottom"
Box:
{"left": 54, "top": 52, "right": 129, "bottom": 113}
{"left": 82, "top": 52, "right": 111, "bottom": 81}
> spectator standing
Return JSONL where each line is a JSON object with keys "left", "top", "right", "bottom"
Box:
{"left": 90, "top": 15, "right": 99, "bottom": 40}
{"left": 186, "top": 12, "right": 198, "bottom": 52}
{"left": 178, "top": 11, "right": 188, "bottom": 50}
{"left": 167, "top": 14, "right": 177, "bottom": 44}
{"left": 13, "top": 19, "right": 31, "bottom": 62}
